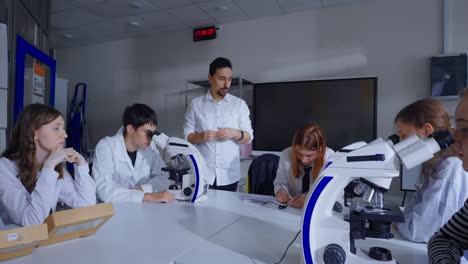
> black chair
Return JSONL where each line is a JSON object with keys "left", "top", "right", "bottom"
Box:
{"left": 247, "top": 154, "right": 280, "bottom": 196}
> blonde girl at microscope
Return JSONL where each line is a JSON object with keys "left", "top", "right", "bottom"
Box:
{"left": 393, "top": 98, "right": 468, "bottom": 243}
{"left": 273, "top": 124, "right": 334, "bottom": 208}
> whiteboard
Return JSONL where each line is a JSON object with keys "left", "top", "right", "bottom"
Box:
{"left": 401, "top": 164, "right": 422, "bottom": 191}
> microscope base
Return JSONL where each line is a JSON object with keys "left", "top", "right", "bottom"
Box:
{"left": 169, "top": 189, "right": 208, "bottom": 203}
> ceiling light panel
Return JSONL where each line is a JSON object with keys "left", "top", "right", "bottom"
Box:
{"left": 146, "top": 0, "right": 193, "bottom": 9}
{"left": 51, "top": 7, "right": 103, "bottom": 29}
{"left": 51, "top": 0, "right": 105, "bottom": 13}
{"left": 197, "top": 0, "right": 247, "bottom": 23}
{"left": 277, "top": 0, "right": 322, "bottom": 13}
{"left": 136, "top": 11, "right": 182, "bottom": 27}
{"left": 166, "top": 5, "right": 216, "bottom": 26}
{"left": 233, "top": 0, "right": 284, "bottom": 18}
{"left": 85, "top": 0, "right": 159, "bottom": 19}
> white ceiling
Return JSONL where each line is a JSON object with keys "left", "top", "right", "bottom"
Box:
{"left": 50, "top": 0, "right": 369, "bottom": 49}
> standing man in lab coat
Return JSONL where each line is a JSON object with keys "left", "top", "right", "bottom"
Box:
{"left": 184, "top": 57, "right": 253, "bottom": 192}
{"left": 93, "top": 104, "right": 175, "bottom": 203}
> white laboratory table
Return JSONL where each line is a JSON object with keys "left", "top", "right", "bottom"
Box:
{"left": 173, "top": 201, "right": 303, "bottom": 264}
{"left": 2, "top": 190, "right": 429, "bottom": 264}
{"left": 174, "top": 201, "right": 429, "bottom": 264}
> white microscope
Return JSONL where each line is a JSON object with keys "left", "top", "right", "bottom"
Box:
{"left": 149, "top": 131, "right": 208, "bottom": 203}
{"left": 301, "top": 130, "right": 454, "bottom": 264}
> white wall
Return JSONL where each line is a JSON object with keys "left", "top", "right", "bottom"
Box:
{"left": 56, "top": 0, "right": 443, "bottom": 199}
{"left": 451, "top": 0, "right": 468, "bottom": 53}
{"left": 439, "top": 0, "right": 468, "bottom": 117}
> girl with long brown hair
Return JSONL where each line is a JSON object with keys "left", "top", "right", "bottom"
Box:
{"left": 0, "top": 104, "right": 96, "bottom": 226}
{"left": 273, "top": 124, "right": 334, "bottom": 208}
{"left": 394, "top": 98, "right": 468, "bottom": 242}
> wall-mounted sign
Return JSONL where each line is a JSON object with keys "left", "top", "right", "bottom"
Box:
{"left": 193, "top": 26, "right": 216, "bottom": 42}
{"left": 32, "top": 63, "right": 45, "bottom": 104}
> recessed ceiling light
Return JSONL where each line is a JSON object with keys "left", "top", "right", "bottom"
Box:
{"left": 129, "top": 1, "right": 143, "bottom": 8}
{"left": 128, "top": 19, "right": 144, "bottom": 27}
{"left": 63, "top": 33, "right": 73, "bottom": 38}
{"left": 215, "top": 6, "right": 228, "bottom": 12}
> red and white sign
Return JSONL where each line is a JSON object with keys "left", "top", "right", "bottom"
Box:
{"left": 32, "top": 63, "right": 46, "bottom": 104}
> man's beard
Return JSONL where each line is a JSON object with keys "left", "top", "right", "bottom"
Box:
{"left": 217, "top": 88, "right": 228, "bottom": 97}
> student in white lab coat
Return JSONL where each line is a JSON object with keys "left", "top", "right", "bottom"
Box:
{"left": 0, "top": 104, "right": 96, "bottom": 227}
{"left": 93, "top": 103, "right": 175, "bottom": 203}
{"left": 394, "top": 98, "right": 468, "bottom": 242}
{"left": 273, "top": 124, "right": 334, "bottom": 208}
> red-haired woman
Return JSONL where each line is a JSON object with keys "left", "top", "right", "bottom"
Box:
{"left": 273, "top": 124, "right": 334, "bottom": 208}
{"left": 0, "top": 104, "right": 96, "bottom": 227}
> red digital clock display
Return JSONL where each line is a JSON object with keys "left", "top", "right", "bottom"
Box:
{"left": 193, "top": 26, "right": 216, "bottom": 42}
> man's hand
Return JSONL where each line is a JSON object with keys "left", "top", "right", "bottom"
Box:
{"left": 132, "top": 186, "right": 143, "bottom": 192}
{"left": 216, "top": 128, "right": 240, "bottom": 141}
{"left": 289, "top": 194, "right": 306, "bottom": 209}
{"left": 187, "top": 130, "right": 217, "bottom": 145}
{"left": 143, "top": 190, "right": 175, "bottom": 203}
{"left": 276, "top": 188, "right": 292, "bottom": 204}
{"left": 201, "top": 130, "right": 217, "bottom": 142}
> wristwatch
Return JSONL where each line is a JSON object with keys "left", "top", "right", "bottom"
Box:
{"left": 237, "top": 130, "right": 244, "bottom": 141}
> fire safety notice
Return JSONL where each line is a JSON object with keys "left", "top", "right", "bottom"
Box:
{"left": 32, "top": 63, "right": 46, "bottom": 104}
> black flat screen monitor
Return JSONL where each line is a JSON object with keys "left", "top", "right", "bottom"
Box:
{"left": 253, "top": 78, "right": 377, "bottom": 152}
{"left": 431, "top": 54, "right": 467, "bottom": 97}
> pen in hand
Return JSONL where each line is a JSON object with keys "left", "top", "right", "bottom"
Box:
{"left": 278, "top": 193, "right": 306, "bottom": 209}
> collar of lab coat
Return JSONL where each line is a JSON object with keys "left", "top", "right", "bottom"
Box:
{"left": 204, "top": 90, "right": 232, "bottom": 103}
{"left": 115, "top": 128, "right": 147, "bottom": 165}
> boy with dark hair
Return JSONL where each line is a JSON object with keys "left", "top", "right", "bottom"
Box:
{"left": 93, "top": 103, "right": 174, "bottom": 203}
{"left": 122, "top": 103, "right": 158, "bottom": 135}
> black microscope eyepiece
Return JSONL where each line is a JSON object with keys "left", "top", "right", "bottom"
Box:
{"left": 146, "top": 130, "right": 161, "bottom": 138}
{"left": 387, "top": 134, "right": 400, "bottom": 145}
{"left": 429, "top": 130, "right": 455, "bottom": 150}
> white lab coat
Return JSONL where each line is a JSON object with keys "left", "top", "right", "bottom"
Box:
{"left": 398, "top": 156, "right": 468, "bottom": 242}
{"left": 93, "top": 128, "right": 169, "bottom": 203}
{"left": 0, "top": 157, "right": 96, "bottom": 227}
{"left": 273, "top": 147, "right": 335, "bottom": 197}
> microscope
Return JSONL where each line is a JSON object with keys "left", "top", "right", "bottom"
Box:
{"left": 301, "top": 131, "right": 454, "bottom": 264}
{"left": 149, "top": 131, "right": 208, "bottom": 203}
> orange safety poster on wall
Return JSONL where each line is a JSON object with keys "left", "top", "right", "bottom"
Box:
{"left": 32, "top": 63, "right": 45, "bottom": 104}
